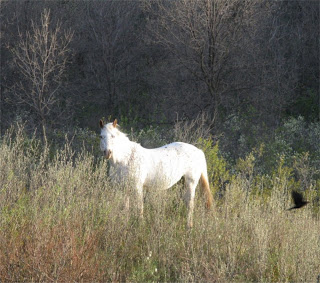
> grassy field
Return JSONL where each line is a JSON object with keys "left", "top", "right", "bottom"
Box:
{"left": 0, "top": 127, "right": 320, "bottom": 282}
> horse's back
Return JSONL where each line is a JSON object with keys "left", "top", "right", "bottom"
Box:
{"left": 159, "top": 142, "right": 205, "bottom": 160}
{"left": 166, "top": 142, "right": 207, "bottom": 176}
{"left": 143, "top": 142, "right": 207, "bottom": 188}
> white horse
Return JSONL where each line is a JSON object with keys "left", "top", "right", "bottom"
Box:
{"left": 99, "top": 119, "right": 213, "bottom": 228}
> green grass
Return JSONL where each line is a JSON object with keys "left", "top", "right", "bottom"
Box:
{"left": 0, "top": 128, "right": 319, "bottom": 282}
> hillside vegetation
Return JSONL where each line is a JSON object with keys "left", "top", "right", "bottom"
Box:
{"left": 0, "top": 124, "right": 319, "bottom": 282}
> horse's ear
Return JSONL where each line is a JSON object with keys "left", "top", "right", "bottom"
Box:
{"left": 113, "top": 119, "right": 117, "bottom": 128}
{"left": 99, "top": 119, "right": 104, "bottom": 128}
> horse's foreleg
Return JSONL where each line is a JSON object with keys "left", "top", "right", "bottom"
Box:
{"left": 136, "top": 187, "right": 144, "bottom": 219}
{"left": 125, "top": 194, "right": 130, "bottom": 211}
{"left": 185, "top": 179, "right": 197, "bottom": 228}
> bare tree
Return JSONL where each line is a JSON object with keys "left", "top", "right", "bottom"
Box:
{"left": 144, "top": 0, "right": 258, "bottom": 121}
{"left": 83, "top": 1, "right": 145, "bottom": 118}
{"left": 10, "top": 9, "right": 73, "bottom": 142}
{"left": 1, "top": 0, "right": 318, "bottom": 136}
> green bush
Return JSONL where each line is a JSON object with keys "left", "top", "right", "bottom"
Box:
{"left": 197, "top": 138, "right": 231, "bottom": 197}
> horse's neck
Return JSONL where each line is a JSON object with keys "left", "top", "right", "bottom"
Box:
{"left": 111, "top": 137, "right": 140, "bottom": 166}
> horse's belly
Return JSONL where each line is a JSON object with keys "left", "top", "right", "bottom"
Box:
{"left": 143, "top": 173, "right": 182, "bottom": 190}
{"left": 143, "top": 159, "right": 187, "bottom": 189}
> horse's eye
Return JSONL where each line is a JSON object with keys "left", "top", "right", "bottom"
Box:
{"left": 100, "top": 135, "right": 103, "bottom": 139}
{"left": 111, "top": 134, "right": 115, "bottom": 138}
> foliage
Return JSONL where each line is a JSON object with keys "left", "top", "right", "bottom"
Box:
{"left": 197, "top": 138, "right": 231, "bottom": 197}
{"left": 128, "top": 125, "right": 170, "bottom": 149}
{"left": 287, "top": 87, "right": 319, "bottom": 121}
{"left": 221, "top": 115, "right": 320, "bottom": 176}
{"left": 49, "top": 126, "right": 101, "bottom": 157}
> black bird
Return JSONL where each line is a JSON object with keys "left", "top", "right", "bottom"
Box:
{"left": 288, "top": 190, "right": 309, "bottom": 210}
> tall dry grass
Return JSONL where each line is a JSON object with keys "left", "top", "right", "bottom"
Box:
{"left": 0, "top": 126, "right": 319, "bottom": 282}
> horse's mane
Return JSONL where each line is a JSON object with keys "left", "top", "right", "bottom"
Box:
{"left": 105, "top": 123, "right": 129, "bottom": 141}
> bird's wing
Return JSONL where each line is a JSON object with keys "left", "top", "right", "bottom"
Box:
{"left": 292, "top": 190, "right": 303, "bottom": 205}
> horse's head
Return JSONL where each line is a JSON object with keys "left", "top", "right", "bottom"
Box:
{"left": 99, "top": 119, "right": 118, "bottom": 159}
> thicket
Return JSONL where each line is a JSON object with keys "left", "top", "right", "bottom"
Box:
{"left": 0, "top": 122, "right": 319, "bottom": 282}
{"left": 1, "top": 1, "right": 319, "bottom": 137}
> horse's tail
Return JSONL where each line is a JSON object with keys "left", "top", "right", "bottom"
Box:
{"left": 200, "top": 172, "right": 213, "bottom": 210}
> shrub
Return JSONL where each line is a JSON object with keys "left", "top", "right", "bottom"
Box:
{"left": 197, "top": 138, "right": 231, "bottom": 198}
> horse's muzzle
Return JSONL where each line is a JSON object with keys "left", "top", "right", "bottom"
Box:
{"left": 104, "top": 150, "right": 112, "bottom": 159}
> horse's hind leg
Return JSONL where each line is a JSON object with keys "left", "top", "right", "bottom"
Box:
{"left": 138, "top": 191, "right": 144, "bottom": 219}
{"left": 184, "top": 178, "right": 197, "bottom": 228}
